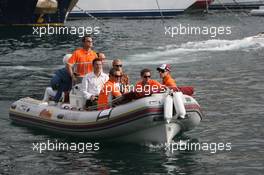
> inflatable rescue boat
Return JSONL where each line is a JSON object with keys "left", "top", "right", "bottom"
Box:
{"left": 9, "top": 89, "right": 203, "bottom": 144}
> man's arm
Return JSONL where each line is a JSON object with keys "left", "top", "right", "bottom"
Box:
{"left": 112, "top": 85, "right": 122, "bottom": 98}
{"left": 66, "top": 63, "right": 76, "bottom": 81}
{"left": 67, "top": 51, "right": 78, "bottom": 81}
{"left": 166, "top": 78, "right": 177, "bottom": 89}
{"left": 81, "top": 76, "right": 93, "bottom": 100}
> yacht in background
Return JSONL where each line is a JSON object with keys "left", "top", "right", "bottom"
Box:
{"left": 250, "top": 5, "right": 264, "bottom": 15}
{"left": 69, "top": 0, "right": 197, "bottom": 19}
{"left": 187, "top": 0, "right": 214, "bottom": 12}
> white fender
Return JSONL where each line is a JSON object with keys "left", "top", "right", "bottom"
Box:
{"left": 69, "top": 84, "right": 85, "bottom": 109}
{"left": 173, "top": 91, "right": 186, "bottom": 119}
{"left": 164, "top": 94, "right": 173, "bottom": 123}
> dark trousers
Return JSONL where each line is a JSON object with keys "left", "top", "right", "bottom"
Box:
{"left": 85, "top": 99, "right": 98, "bottom": 108}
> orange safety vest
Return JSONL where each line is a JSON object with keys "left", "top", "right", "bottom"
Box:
{"left": 163, "top": 74, "right": 177, "bottom": 89}
{"left": 97, "top": 80, "right": 122, "bottom": 110}
{"left": 68, "top": 48, "right": 97, "bottom": 77}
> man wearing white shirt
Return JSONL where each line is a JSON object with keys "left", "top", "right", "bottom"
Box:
{"left": 82, "top": 58, "right": 109, "bottom": 108}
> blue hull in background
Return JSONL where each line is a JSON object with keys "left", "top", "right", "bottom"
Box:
{"left": 0, "top": 0, "right": 77, "bottom": 26}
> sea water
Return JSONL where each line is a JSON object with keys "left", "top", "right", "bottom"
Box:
{"left": 0, "top": 13, "right": 264, "bottom": 174}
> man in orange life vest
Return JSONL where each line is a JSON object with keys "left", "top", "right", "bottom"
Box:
{"left": 97, "top": 68, "right": 122, "bottom": 110}
{"left": 67, "top": 35, "right": 98, "bottom": 83}
{"left": 156, "top": 64, "right": 177, "bottom": 89}
{"left": 135, "top": 68, "right": 165, "bottom": 97}
{"left": 112, "top": 59, "right": 129, "bottom": 94}
{"left": 157, "top": 64, "right": 194, "bottom": 96}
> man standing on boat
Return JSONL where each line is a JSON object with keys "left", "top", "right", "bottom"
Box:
{"left": 67, "top": 35, "right": 98, "bottom": 83}
{"left": 81, "top": 58, "right": 109, "bottom": 108}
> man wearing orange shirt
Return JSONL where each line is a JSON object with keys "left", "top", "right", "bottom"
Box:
{"left": 97, "top": 68, "right": 122, "bottom": 110}
{"left": 157, "top": 64, "right": 194, "bottom": 96}
{"left": 67, "top": 35, "right": 98, "bottom": 83}
{"left": 135, "top": 68, "right": 165, "bottom": 97}
{"left": 157, "top": 64, "right": 177, "bottom": 89}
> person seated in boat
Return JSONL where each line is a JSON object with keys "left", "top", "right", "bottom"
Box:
{"left": 97, "top": 68, "right": 122, "bottom": 110}
{"left": 157, "top": 64, "right": 177, "bottom": 89}
{"left": 67, "top": 35, "right": 98, "bottom": 83}
{"left": 81, "top": 58, "right": 109, "bottom": 108}
{"left": 112, "top": 59, "right": 129, "bottom": 94}
{"left": 157, "top": 64, "right": 194, "bottom": 96}
{"left": 135, "top": 68, "right": 166, "bottom": 98}
{"left": 97, "top": 52, "right": 106, "bottom": 60}
{"left": 43, "top": 54, "right": 73, "bottom": 103}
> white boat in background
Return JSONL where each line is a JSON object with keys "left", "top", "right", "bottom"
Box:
{"left": 210, "top": 0, "right": 264, "bottom": 10}
{"left": 187, "top": 0, "right": 214, "bottom": 12}
{"left": 69, "top": 0, "right": 197, "bottom": 19}
{"left": 250, "top": 6, "right": 264, "bottom": 15}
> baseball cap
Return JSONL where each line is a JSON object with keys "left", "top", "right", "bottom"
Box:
{"left": 157, "top": 64, "right": 171, "bottom": 72}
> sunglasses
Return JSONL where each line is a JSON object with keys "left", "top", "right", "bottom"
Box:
{"left": 143, "top": 75, "right": 151, "bottom": 78}
{"left": 114, "top": 65, "right": 122, "bottom": 67}
{"left": 158, "top": 69, "right": 165, "bottom": 73}
{"left": 115, "top": 75, "right": 122, "bottom": 78}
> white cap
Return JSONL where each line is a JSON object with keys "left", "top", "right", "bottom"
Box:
{"left": 157, "top": 64, "right": 171, "bottom": 72}
{"left": 63, "top": 54, "right": 72, "bottom": 64}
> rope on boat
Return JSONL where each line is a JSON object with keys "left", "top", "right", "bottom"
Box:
{"left": 214, "top": 0, "right": 249, "bottom": 25}
{"left": 74, "top": 5, "right": 107, "bottom": 27}
{"left": 155, "top": 0, "right": 166, "bottom": 28}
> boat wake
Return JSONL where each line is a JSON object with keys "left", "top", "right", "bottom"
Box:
{"left": 144, "top": 138, "right": 199, "bottom": 153}
{"left": 0, "top": 65, "right": 63, "bottom": 71}
{"left": 125, "top": 35, "right": 264, "bottom": 65}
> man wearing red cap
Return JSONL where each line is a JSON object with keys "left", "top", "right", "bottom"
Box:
{"left": 157, "top": 64, "right": 177, "bottom": 89}
{"left": 157, "top": 64, "right": 194, "bottom": 96}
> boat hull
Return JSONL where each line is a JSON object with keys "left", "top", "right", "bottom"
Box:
{"left": 0, "top": 0, "right": 78, "bottom": 26}
{"left": 9, "top": 94, "right": 203, "bottom": 143}
{"left": 69, "top": 0, "right": 197, "bottom": 18}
